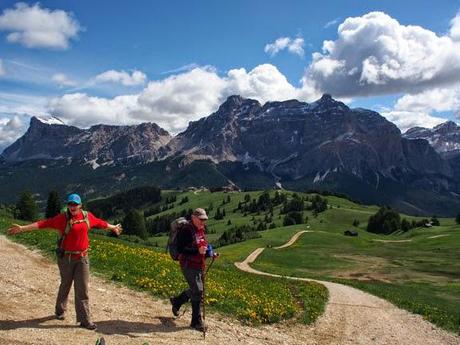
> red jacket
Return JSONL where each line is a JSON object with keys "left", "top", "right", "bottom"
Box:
{"left": 37, "top": 211, "right": 108, "bottom": 252}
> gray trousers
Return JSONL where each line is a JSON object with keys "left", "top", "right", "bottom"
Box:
{"left": 181, "top": 266, "right": 203, "bottom": 302}
{"left": 55, "top": 255, "right": 91, "bottom": 324}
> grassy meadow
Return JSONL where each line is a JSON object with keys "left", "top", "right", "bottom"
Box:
{"left": 1, "top": 188, "right": 459, "bottom": 333}
{"left": 0, "top": 202, "right": 328, "bottom": 325}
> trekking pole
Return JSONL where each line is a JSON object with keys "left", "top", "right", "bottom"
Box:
{"left": 202, "top": 256, "right": 215, "bottom": 340}
{"left": 205, "top": 256, "right": 216, "bottom": 275}
{"left": 202, "top": 263, "right": 206, "bottom": 340}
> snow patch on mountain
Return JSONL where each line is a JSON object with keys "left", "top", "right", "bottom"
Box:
{"left": 36, "top": 116, "right": 65, "bottom": 126}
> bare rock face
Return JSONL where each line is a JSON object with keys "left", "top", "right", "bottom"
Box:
{"left": 2, "top": 117, "right": 171, "bottom": 165}
{"left": 2, "top": 95, "right": 458, "bottom": 216}
{"left": 167, "top": 94, "right": 452, "bottom": 182}
{"left": 404, "top": 121, "right": 460, "bottom": 158}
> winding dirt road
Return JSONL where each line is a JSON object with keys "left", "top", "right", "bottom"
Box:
{"left": 235, "top": 231, "right": 460, "bottom": 345}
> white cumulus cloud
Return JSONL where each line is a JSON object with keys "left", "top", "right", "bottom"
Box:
{"left": 47, "top": 64, "right": 318, "bottom": 134}
{"left": 450, "top": 12, "right": 460, "bottom": 41}
{"left": 94, "top": 69, "right": 147, "bottom": 86}
{"left": 0, "top": 116, "right": 26, "bottom": 151}
{"left": 380, "top": 87, "right": 460, "bottom": 131}
{"left": 264, "top": 37, "right": 305, "bottom": 57}
{"left": 304, "top": 11, "right": 460, "bottom": 97}
{"left": 0, "top": 2, "right": 81, "bottom": 49}
{"left": 47, "top": 93, "right": 143, "bottom": 128}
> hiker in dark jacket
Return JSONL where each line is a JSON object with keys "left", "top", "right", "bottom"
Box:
{"left": 7, "top": 193, "right": 122, "bottom": 331}
{"left": 170, "top": 207, "right": 214, "bottom": 331}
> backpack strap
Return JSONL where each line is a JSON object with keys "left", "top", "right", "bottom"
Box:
{"left": 60, "top": 212, "right": 72, "bottom": 248}
{"left": 82, "top": 210, "right": 91, "bottom": 230}
{"left": 60, "top": 211, "right": 91, "bottom": 247}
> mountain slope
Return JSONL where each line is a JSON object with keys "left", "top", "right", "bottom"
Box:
{"left": 2, "top": 116, "right": 172, "bottom": 165}
{"left": 1, "top": 95, "right": 460, "bottom": 216}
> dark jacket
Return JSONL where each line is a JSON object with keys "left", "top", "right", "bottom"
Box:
{"left": 177, "top": 221, "right": 207, "bottom": 270}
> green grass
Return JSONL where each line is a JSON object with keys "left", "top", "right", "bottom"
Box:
{"left": 250, "top": 213, "right": 460, "bottom": 334}
{"left": 0, "top": 214, "right": 328, "bottom": 326}
{"left": 100, "top": 190, "right": 460, "bottom": 334}
{"left": 4, "top": 188, "right": 460, "bottom": 334}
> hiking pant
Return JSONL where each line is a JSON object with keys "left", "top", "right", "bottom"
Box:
{"left": 180, "top": 266, "right": 203, "bottom": 302}
{"left": 55, "top": 255, "right": 91, "bottom": 324}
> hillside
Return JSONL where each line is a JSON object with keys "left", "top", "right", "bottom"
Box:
{"left": 2, "top": 188, "right": 459, "bottom": 339}
{"left": 93, "top": 188, "right": 460, "bottom": 334}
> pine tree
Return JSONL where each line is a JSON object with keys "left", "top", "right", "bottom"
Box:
{"left": 122, "top": 209, "right": 147, "bottom": 239}
{"left": 16, "top": 191, "right": 38, "bottom": 221}
{"left": 45, "top": 191, "right": 61, "bottom": 218}
{"left": 430, "top": 216, "right": 440, "bottom": 226}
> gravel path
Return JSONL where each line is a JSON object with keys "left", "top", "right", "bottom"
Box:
{"left": 274, "top": 230, "right": 312, "bottom": 249}
{"left": 235, "top": 231, "right": 460, "bottom": 345}
{"left": 1, "top": 233, "right": 458, "bottom": 345}
{"left": 0, "top": 235, "right": 338, "bottom": 345}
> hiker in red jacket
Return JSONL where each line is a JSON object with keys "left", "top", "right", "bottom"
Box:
{"left": 7, "top": 193, "right": 122, "bottom": 331}
{"left": 170, "top": 207, "right": 213, "bottom": 331}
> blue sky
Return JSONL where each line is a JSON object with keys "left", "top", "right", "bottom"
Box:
{"left": 1, "top": 0, "right": 460, "bottom": 150}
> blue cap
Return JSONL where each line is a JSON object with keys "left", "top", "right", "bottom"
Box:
{"left": 67, "top": 193, "right": 82, "bottom": 205}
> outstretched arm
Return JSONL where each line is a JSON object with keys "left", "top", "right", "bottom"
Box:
{"left": 7, "top": 222, "right": 40, "bottom": 235}
{"left": 106, "top": 223, "right": 123, "bottom": 236}
{"left": 88, "top": 212, "right": 122, "bottom": 236}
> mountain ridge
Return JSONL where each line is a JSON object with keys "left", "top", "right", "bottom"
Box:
{"left": 1, "top": 94, "right": 460, "bottom": 216}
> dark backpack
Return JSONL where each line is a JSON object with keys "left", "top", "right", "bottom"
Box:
{"left": 167, "top": 217, "right": 189, "bottom": 260}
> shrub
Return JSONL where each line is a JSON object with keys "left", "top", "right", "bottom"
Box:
{"left": 45, "top": 191, "right": 61, "bottom": 218}
{"left": 16, "top": 191, "right": 38, "bottom": 221}
{"left": 122, "top": 209, "right": 147, "bottom": 240}
{"left": 367, "top": 206, "right": 401, "bottom": 234}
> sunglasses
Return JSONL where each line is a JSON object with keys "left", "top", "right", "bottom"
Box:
{"left": 67, "top": 202, "right": 79, "bottom": 207}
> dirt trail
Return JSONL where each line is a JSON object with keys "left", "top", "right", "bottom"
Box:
{"left": 235, "top": 231, "right": 460, "bottom": 345}
{"left": 0, "top": 235, "right": 319, "bottom": 345}
{"left": 1, "top": 233, "right": 459, "bottom": 345}
{"left": 274, "top": 230, "right": 311, "bottom": 249}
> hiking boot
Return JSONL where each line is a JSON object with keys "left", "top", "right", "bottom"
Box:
{"left": 80, "top": 322, "right": 97, "bottom": 331}
{"left": 190, "top": 318, "right": 207, "bottom": 332}
{"left": 170, "top": 297, "right": 180, "bottom": 317}
{"left": 55, "top": 313, "right": 65, "bottom": 321}
{"left": 190, "top": 300, "right": 207, "bottom": 332}
{"left": 170, "top": 291, "right": 189, "bottom": 317}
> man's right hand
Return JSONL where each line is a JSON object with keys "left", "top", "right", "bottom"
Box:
{"left": 7, "top": 224, "right": 23, "bottom": 235}
{"left": 198, "top": 246, "right": 207, "bottom": 255}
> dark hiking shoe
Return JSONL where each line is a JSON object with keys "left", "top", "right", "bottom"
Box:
{"left": 170, "top": 297, "right": 180, "bottom": 317}
{"left": 55, "top": 314, "right": 65, "bottom": 320}
{"left": 190, "top": 319, "right": 207, "bottom": 332}
{"left": 80, "top": 322, "right": 97, "bottom": 331}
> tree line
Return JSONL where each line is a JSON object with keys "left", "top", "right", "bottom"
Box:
{"left": 366, "top": 206, "right": 440, "bottom": 234}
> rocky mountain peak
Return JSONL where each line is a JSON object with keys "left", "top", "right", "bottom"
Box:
{"left": 404, "top": 120, "right": 460, "bottom": 157}
{"left": 308, "top": 94, "right": 349, "bottom": 113}
{"left": 223, "top": 94, "right": 245, "bottom": 107}
{"left": 2, "top": 118, "right": 171, "bottom": 164}
{"left": 433, "top": 121, "right": 459, "bottom": 133}
{"left": 30, "top": 116, "right": 66, "bottom": 127}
